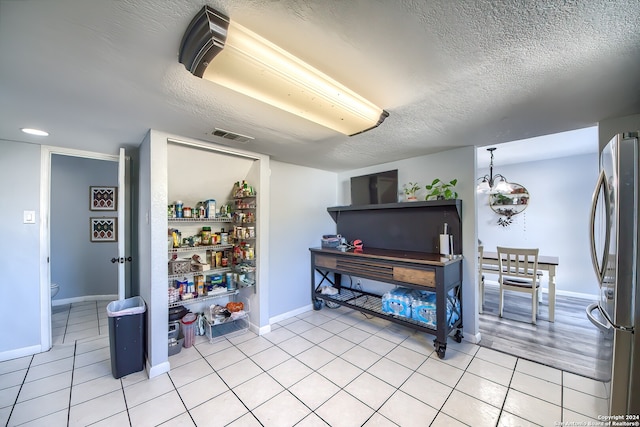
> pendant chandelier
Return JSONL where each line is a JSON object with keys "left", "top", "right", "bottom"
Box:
{"left": 477, "top": 147, "right": 511, "bottom": 194}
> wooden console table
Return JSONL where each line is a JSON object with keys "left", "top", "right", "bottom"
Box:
{"left": 310, "top": 247, "right": 463, "bottom": 358}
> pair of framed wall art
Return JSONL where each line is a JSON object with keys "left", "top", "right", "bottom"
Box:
{"left": 89, "top": 186, "right": 117, "bottom": 242}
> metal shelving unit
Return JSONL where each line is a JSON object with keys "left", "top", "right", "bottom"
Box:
{"left": 168, "top": 288, "right": 238, "bottom": 309}
{"left": 168, "top": 244, "right": 233, "bottom": 254}
{"left": 168, "top": 217, "right": 233, "bottom": 223}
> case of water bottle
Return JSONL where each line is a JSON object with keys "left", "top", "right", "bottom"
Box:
{"left": 410, "top": 290, "right": 437, "bottom": 327}
{"left": 382, "top": 287, "right": 460, "bottom": 329}
{"left": 381, "top": 288, "right": 413, "bottom": 318}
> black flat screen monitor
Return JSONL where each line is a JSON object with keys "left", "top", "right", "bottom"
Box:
{"left": 350, "top": 169, "right": 398, "bottom": 205}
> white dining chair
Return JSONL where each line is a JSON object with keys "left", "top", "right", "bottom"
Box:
{"left": 497, "top": 246, "right": 541, "bottom": 324}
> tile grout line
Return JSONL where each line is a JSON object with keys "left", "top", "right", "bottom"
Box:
{"left": 429, "top": 346, "right": 478, "bottom": 426}
{"left": 66, "top": 341, "right": 77, "bottom": 427}
{"left": 289, "top": 312, "right": 373, "bottom": 426}
{"left": 4, "top": 354, "right": 35, "bottom": 426}
{"left": 560, "top": 369, "right": 564, "bottom": 423}
{"left": 8, "top": 302, "right": 608, "bottom": 426}
{"left": 292, "top": 310, "right": 427, "bottom": 426}
{"left": 227, "top": 310, "right": 369, "bottom": 425}
{"left": 195, "top": 337, "right": 265, "bottom": 426}
{"left": 164, "top": 368, "right": 195, "bottom": 427}
{"left": 494, "top": 355, "right": 520, "bottom": 427}
{"left": 246, "top": 320, "right": 338, "bottom": 426}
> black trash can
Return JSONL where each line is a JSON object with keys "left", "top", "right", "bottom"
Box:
{"left": 107, "top": 296, "right": 146, "bottom": 379}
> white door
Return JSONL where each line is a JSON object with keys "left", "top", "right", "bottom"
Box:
{"left": 117, "top": 147, "right": 126, "bottom": 299}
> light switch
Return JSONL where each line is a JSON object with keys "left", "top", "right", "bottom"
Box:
{"left": 24, "top": 210, "right": 36, "bottom": 224}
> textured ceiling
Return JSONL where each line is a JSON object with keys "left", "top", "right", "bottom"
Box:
{"left": 1, "top": 0, "right": 639, "bottom": 171}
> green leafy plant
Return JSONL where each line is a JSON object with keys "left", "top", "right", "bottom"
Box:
{"left": 495, "top": 208, "right": 516, "bottom": 227}
{"left": 402, "top": 182, "right": 421, "bottom": 198}
{"left": 425, "top": 178, "right": 458, "bottom": 200}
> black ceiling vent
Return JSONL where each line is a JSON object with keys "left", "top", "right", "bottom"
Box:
{"left": 212, "top": 128, "right": 254, "bottom": 143}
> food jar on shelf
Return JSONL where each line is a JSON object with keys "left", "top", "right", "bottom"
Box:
{"left": 205, "top": 199, "right": 216, "bottom": 219}
{"left": 201, "top": 227, "right": 211, "bottom": 245}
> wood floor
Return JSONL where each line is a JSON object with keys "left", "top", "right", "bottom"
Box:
{"left": 478, "top": 285, "right": 611, "bottom": 381}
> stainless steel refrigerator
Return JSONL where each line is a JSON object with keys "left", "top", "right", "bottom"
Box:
{"left": 588, "top": 132, "right": 639, "bottom": 415}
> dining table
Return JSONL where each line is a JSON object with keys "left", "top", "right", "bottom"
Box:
{"left": 482, "top": 251, "right": 559, "bottom": 322}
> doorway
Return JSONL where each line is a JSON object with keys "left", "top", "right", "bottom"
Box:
{"left": 50, "top": 154, "right": 118, "bottom": 304}
{"left": 40, "top": 146, "right": 131, "bottom": 350}
{"left": 475, "top": 127, "right": 602, "bottom": 378}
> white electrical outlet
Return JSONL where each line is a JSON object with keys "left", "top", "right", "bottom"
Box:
{"left": 23, "top": 210, "right": 36, "bottom": 224}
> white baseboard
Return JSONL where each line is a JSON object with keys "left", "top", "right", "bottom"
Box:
{"left": 52, "top": 294, "right": 118, "bottom": 307}
{"left": 553, "top": 289, "right": 598, "bottom": 300}
{"left": 147, "top": 360, "right": 170, "bottom": 379}
{"left": 257, "top": 324, "right": 271, "bottom": 335}
{"left": 482, "top": 280, "right": 597, "bottom": 300}
{"left": 269, "top": 304, "right": 313, "bottom": 325}
{"left": 0, "top": 345, "right": 43, "bottom": 363}
{"left": 462, "top": 331, "right": 482, "bottom": 344}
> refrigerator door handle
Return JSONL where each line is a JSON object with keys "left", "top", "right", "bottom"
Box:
{"left": 586, "top": 302, "right": 612, "bottom": 332}
{"left": 589, "top": 170, "right": 611, "bottom": 284}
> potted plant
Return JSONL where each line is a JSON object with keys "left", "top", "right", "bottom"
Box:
{"left": 402, "top": 182, "right": 421, "bottom": 201}
{"left": 425, "top": 178, "right": 458, "bottom": 200}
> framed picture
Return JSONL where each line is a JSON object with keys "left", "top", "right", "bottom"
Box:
{"left": 90, "top": 217, "right": 117, "bottom": 242}
{"left": 90, "top": 186, "right": 117, "bottom": 211}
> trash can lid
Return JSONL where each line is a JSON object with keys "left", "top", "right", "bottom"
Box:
{"left": 181, "top": 312, "right": 197, "bottom": 324}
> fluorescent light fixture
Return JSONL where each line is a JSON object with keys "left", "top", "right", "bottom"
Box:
{"left": 179, "top": 6, "right": 388, "bottom": 136}
{"left": 21, "top": 128, "right": 49, "bottom": 136}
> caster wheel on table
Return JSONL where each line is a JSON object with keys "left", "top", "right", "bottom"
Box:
{"left": 453, "top": 330, "right": 463, "bottom": 343}
{"left": 313, "top": 300, "right": 323, "bottom": 311}
{"left": 433, "top": 339, "right": 447, "bottom": 359}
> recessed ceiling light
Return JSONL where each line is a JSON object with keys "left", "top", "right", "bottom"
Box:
{"left": 21, "top": 128, "right": 49, "bottom": 136}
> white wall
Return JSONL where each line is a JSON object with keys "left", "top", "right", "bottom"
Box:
{"left": 137, "top": 130, "right": 169, "bottom": 377}
{"left": 336, "top": 146, "right": 480, "bottom": 342}
{"left": 598, "top": 113, "right": 640, "bottom": 151}
{"left": 268, "top": 161, "right": 337, "bottom": 320}
{"left": 0, "top": 140, "right": 42, "bottom": 359}
{"left": 477, "top": 153, "right": 599, "bottom": 297}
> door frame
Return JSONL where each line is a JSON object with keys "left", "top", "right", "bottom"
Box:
{"left": 39, "top": 146, "right": 120, "bottom": 351}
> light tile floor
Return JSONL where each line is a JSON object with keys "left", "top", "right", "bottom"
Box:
{"left": 0, "top": 301, "right": 609, "bottom": 426}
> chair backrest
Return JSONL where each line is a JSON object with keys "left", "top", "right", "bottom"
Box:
{"left": 496, "top": 246, "right": 539, "bottom": 282}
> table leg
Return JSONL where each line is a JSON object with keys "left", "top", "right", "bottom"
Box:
{"left": 548, "top": 265, "right": 556, "bottom": 322}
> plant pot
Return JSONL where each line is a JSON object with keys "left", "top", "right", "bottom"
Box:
{"left": 406, "top": 196, "right": 418, "bottom": 202}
